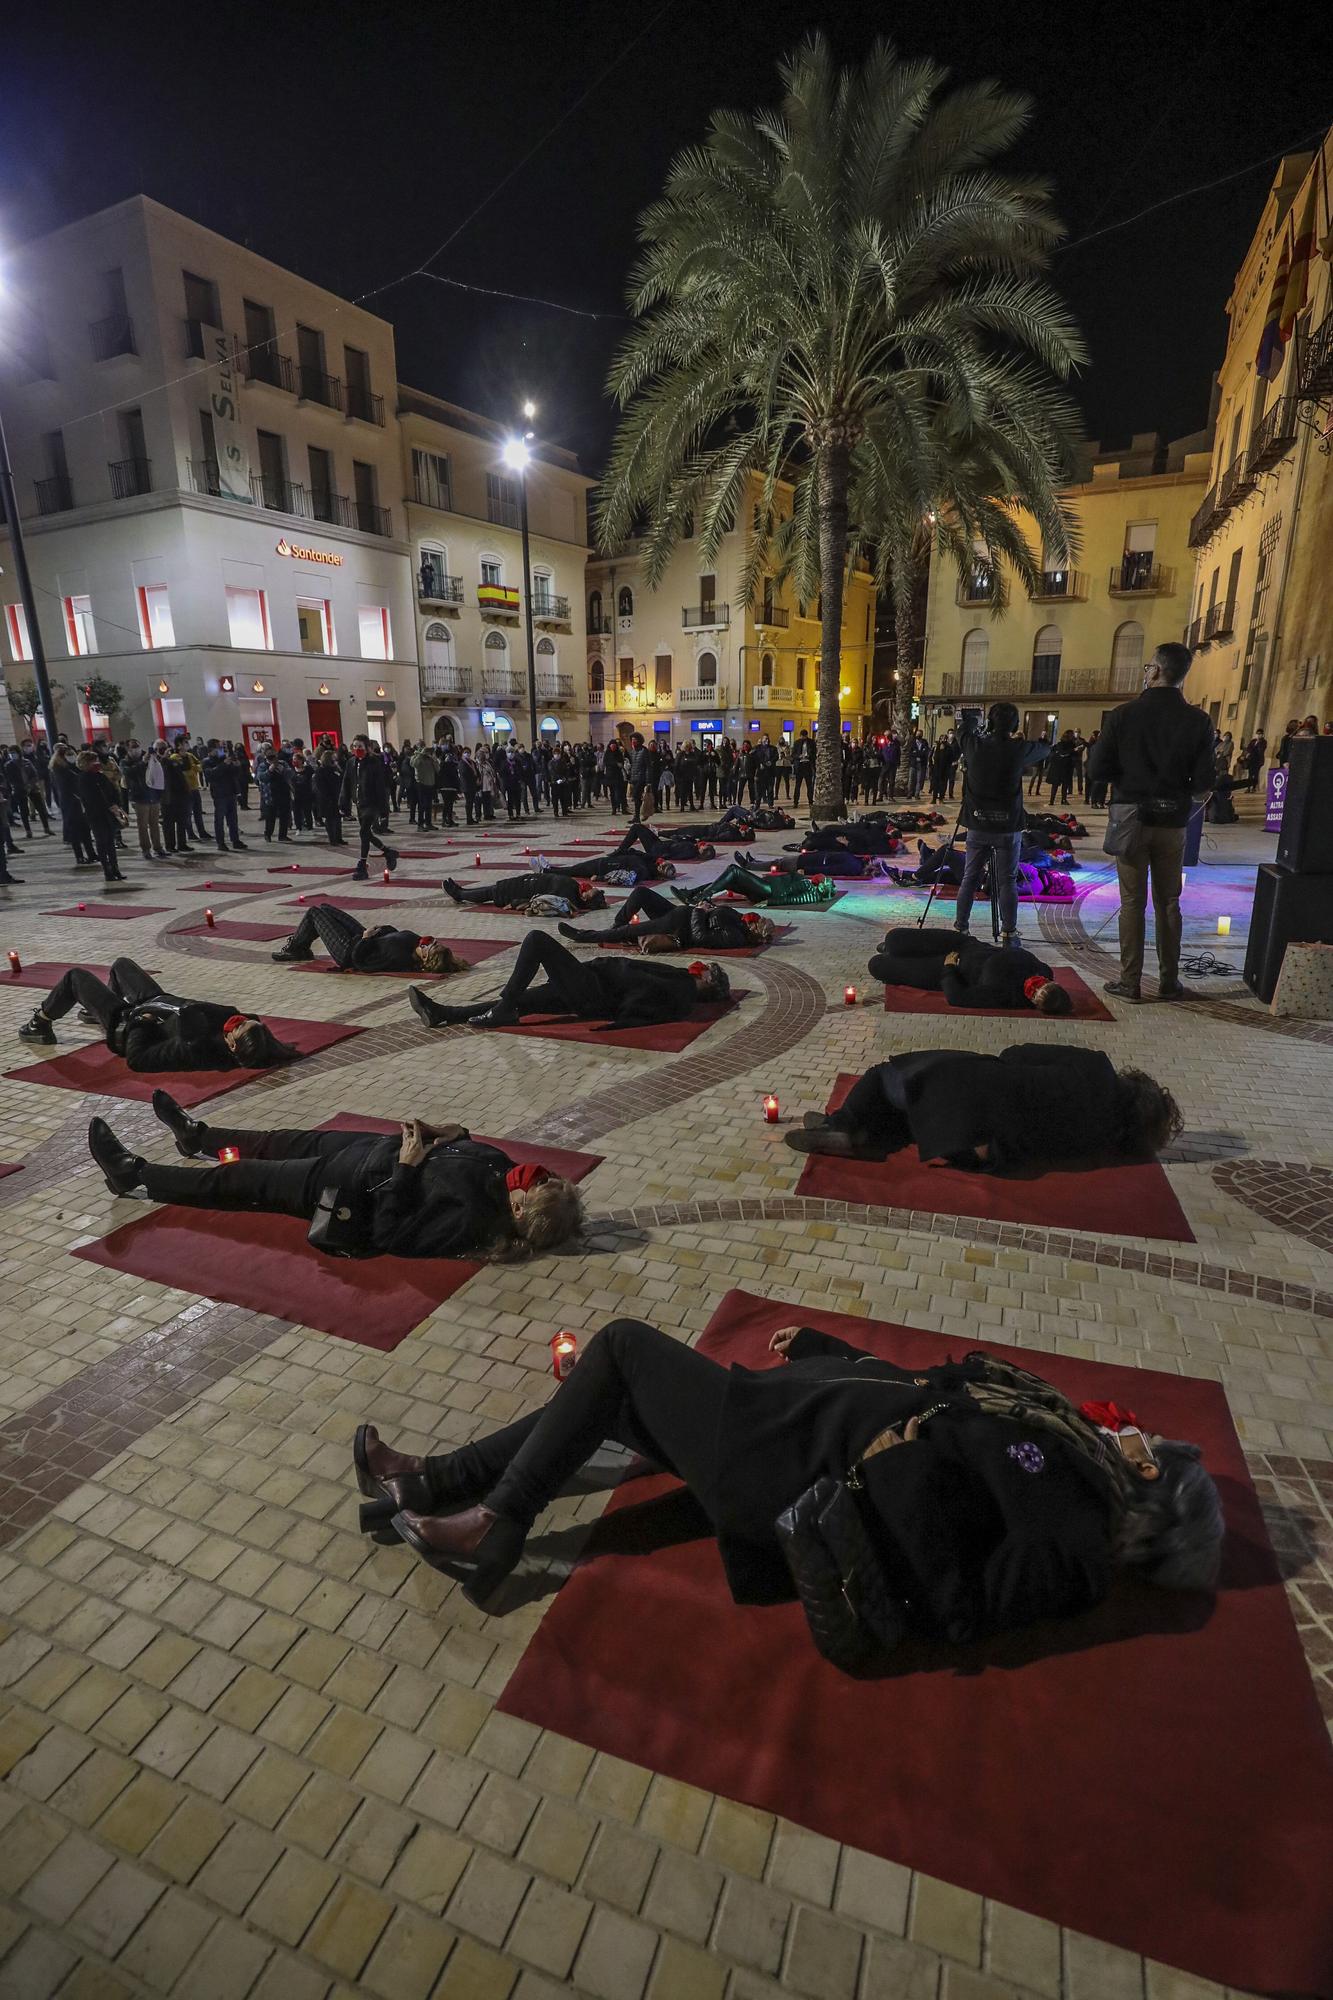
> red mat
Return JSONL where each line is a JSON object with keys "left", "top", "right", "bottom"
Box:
{"left": 173, "top": 921, "right": 292, "bottom": 942}
{"left": 488, "top": 992, "right": 747, "bottom": 1053}
{"left": 3, "top": 1017, "right": 362, "bottom": 1106}
{"left": 0, "top": 1164, "right": 21, "bottom": 1182}
{"left": 267, "top": 864, "right": 352, "bottom": 877}
{"left": 1, "top": 962, "right": 153, "bottom": 992}
{"left": 175, "top": 880, "right": 265, "bottom": 894}
{"left": 499, "top": 1289, "right": 1333, "bottom": 2000}
{"left": 41, "top": 904, "right": 171, "bottom": 919}
{"left": 283, "top": 894, "right": 439, "bottom": 912}
{"left": 881, "top": 966, "right": 1113, "bottom": 1022}
{"left": 794, "top": 1075, "right": 1193, "bottom": 1242}
{"left": 74, "top": 1115, "right": 602, "bottom": 1349}
{"left": 290, "top": 936, "right": 516, "bottom": 975}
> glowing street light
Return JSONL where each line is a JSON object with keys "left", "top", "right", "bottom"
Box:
{"left": 522, "top": 399, "right": 537, "bottom": 422}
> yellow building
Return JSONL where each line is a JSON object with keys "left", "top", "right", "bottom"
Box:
{"left": 1182, "top": 135, "right": 1333, "bottom": 742}
{"left": 585, "top": 475, "right": 876, "bottom": 748}
{"left": 920, "top": 433, "right": 1209, "bottom": 740}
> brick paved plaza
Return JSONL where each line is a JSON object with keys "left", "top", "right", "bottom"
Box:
{"left": 0, "top": 795, "right": 1328, "bottom": 2000}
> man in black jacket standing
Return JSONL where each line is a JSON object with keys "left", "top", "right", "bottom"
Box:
{"left": 953, "top": 704, "right": 1049, "bottom": 944}
{"left": 1088, "top": 643, "right": 1215, "bottom": 1002}
{"left": 340, "top": 736, "right": 399, "bottom": 881}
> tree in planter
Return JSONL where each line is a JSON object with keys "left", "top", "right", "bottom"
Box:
{"left": 78, "top": 676, "right": 126, "bottom": 740}
{"left": 7, "top": 677, "right": 67, "bottom": 739}
{"left": 598, "top": 33, "right": 1083, "bottom": 819}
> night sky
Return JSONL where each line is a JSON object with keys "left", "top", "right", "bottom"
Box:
{"left": 2, "top": 0, "right": 1329, "bottom": 472}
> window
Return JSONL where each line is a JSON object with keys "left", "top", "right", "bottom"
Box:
{"left": 532, "top": 568, "right": 554, "bottom": 609}
{"left": 256, "top": 430, "right": 287, "bottom": 511}
{"left": 588, "top": 590, "right": 603, "bottom": 630}
{"left": 424, "top": 622, "right": 453, "bottom": 669}
{"left": 412, "top": 447, "right": 452, "bottom": 510}
{"left": 618, "top": 586, "right": 634, "bottom": 619}
{"left": 1110, "top": 621, "right": 1144, "bottom": 691}
{"left": 486, "top": 472, "right": 519, "bottom": 529}
{"left": 225, "top": 585, "right": 272, "bottom": 651}
{"left": 697, "top": 650, "right": 718, "bottom": 688}
{"left": 960, "top": 629, "right": 988, "bottom": 692}
{"left": 344, "top": 345, "right": 374, "bottom": 421}
{"left": 63, "top": 594, "right": 97, "bottom": 657}
{"left": 119, "top": 407, "right": 148, "bottom": 465}
{"left": 1119, "top": 521, "right": 1157, "bottom": 588}
{"left": 698, "top": 573, "right": 716, "bottom": 610}
{"left": 619, "top": 656, "right": 635, "bottom": 692}
{"left": 480, "top": 557, "right": 503, "bottom": 589}
{"left": 182, "top": 270, "right": 219, "bottom": 329}
{"left": 136, "top": 583, "right": 175, "bottom": 651}
{"left": 1030, "top": 624, "right": 1062, "bottom": 695}
{"left": 358, "top": 606, "right": 392, "bottom": 660}
{"left": 589, "top": 659, "right": 605, "bottom": 693}
{"left": 419, "top": 544, "right": 448, "bottom": 596}
{"left": 243, "top": 299, "right": 279, "bottom": 384}
{"left": 353, "top": 461, "right": 379, "bottom": 532}
{"left": 760, "top": 653, "right": 774, "bottom": 686}
{"left": 5, "top": 603, "right": 32, "bottom": 663}
{"left": 296, "top": 323, "right": 325, "bottom": 399}
{"left": 297, "top": 598, "right": 335, "bottom": 655}
{"left": 484, "top": 631, "right": 509, "bottom": 678}
{"left": 308, "top": 446, "right": 335, "bottom": 522}
{"left": 795, "top": 656, "right": 806, "bottom": 691}
{"left": 655, "top": 652, "right": 672, "bottom": 698}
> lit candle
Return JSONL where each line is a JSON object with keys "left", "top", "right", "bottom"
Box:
{"left": 77, "top": 903, "right": 86, "bottom": 912}
{"left": 205, "top": 909, "right": 215, "bottom": 928}
{"left": 551, "top": 1331, "right": 579, "bottom": 1380}
{"left": 475, "top": 854, "right": 482, "bottom": 867}
{"left": 7, "top": 950, "right": 20, "bottom": 975}
{"left": 763, "top": 1093, "right": 779, "bottom": 1123}
{"left": 203, "top": 880, "right": 213, "bottom": 889}
{"left": 297, "top": 895, "right": 306, "bottom": 905}
{"left": 382, "top": 869, "right": 391, "bottom": 884}
{"left": 844, "top": 985, "right": 857, "bottom": 1006}
{"left": 217, "top": 1146, "right": 239, "bottom": 1164}
{"left": 1217, "top": 914, "right": 1231, "bottom": 936}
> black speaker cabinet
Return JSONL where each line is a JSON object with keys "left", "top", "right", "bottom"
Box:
{"left": 1243, "top": 864, "right": 1333, "bottom": 1002}
{"left": 1275, "top": 738, "right": 1333, "bottom": 873}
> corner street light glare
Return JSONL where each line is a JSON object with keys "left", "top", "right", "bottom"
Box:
{"left": 502, "top": 437, "right": 531, "bottom": 472}
{"left": 522, "top": 399, "right": 537, "bottom": 420}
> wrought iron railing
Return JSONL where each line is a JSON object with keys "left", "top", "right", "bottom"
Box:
{"left": 346, "top": 384, "right": 385, "bottom": 425}
{"left": 1248, "top": 396, "right": 1298, "bottom": 473}
{"left": 1030, "top": 569, "right": 1085, "bottom": 601}
{"left": 299, "top": 366, "right": 344, "bottom": 411}
{"left": 108, "top": 456, "right": 152, "bottom": 499}
{"left": 89, "top": 314, "right": 136, "bottom": 362}
{"left": 682, "top": 603, "right": 730, "bottom": 627}
{"left": 1108, "top": 563, "right": 1173, "bottom": 595}
{"left": 419, "top": 565, "right": 464, "bottom": 604}
{"left": 531, "top": 592, "right": 571, "bottom": 622}
{"left": 242, "top": 346, "right": 297, "bottom": 393}
{"left": 34, "top": 474, "right": 74, "bottom": 516}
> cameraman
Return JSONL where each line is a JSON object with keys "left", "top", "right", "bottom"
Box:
{"left": 952, "top": 705, "right": 1050, "bottom": 944}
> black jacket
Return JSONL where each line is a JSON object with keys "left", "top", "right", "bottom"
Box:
{"left": 890, "top": 1042, "right": 1120, "bottom": 1169}
{"left": 570, "top": 957, "right": 701, "bottom": 1028}
{"left": 349, "top": 926, "right": 420, "bottom": 972}
{"left": 78, "top": 768, "right": 122, "bottom": 832}
{"left": 111, "top": 994, "right": 239, "bottom": 1072}
{"left": 940, "top": 937, "right": 1054, "bottom": 1009}
{"left": 1087, "top": 686, "right": 1215, "bottom": 825}
{"left": 714, "top": 1329, "right": 1114, "bottom": 1635}
{"left": 959, "top": 720, "right": 1049, "bottom": 833}
{"left": 341, "top": 754, "right": 390, "bottom": 819}
{"left": 313, "top": 762, "right": 342, "bottom": 813}
{"left": 367, "top": 1134, "right": 516, "bottom": 1259}
{"left": 486, "top": 870, "right": 591, "bottom": 908}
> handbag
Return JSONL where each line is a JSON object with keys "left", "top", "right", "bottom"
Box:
{"left": 1102, "top": 801, "right": 1141, "bottom": 856}
{"left": 775, "top": 1473, "right": 911, "bottom": 1673}
{"left": 307, "top": 1184, "right": 375, "bottom": 1258}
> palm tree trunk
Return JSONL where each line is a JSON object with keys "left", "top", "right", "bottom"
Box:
{"left": 891, "top": 541, "right": 920, "bottom": 740}
{"left": 813, "top": 441, "right": 850, "bottom": 821}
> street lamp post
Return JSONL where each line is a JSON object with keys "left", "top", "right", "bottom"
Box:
{"left": 0, "top": 388, "right": 60, "bottom": 745}
{"left": 503, "top": 405, "right": 539, "bottom": 751}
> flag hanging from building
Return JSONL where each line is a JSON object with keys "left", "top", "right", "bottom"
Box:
{"left": 1256, "top": 222, "right": 1293, "bottom": 382}
{"left": 1279, "top": 173, "right": 1319, "bottom": 345}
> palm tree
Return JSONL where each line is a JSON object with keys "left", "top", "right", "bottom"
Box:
{"left": 598, "top": 33, "right": 1085, "bottom": 818}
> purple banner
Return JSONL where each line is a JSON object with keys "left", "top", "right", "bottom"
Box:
{"left": 1265, "top": 765, "right": 1288, "bottom": 832}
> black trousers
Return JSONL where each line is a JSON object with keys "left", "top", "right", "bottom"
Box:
{"left": 42, "top": 957, "right": 160, "bottom": 1028}
{"left": 565, "top": 885, "right": 677, "bottom": 944}
{"left": 828, "top": 1054, "right": 956, "bottom": 1148}
{"left": 456, "top": 932, "right": 605, "bottom": 1020}
{"left": 285, "top": 903, "right": 365, "bottom": 967}
{"left": 417, "top": 784, "right": 435, "bottom": 830}
{"left": 213, "top": 796, "right": 241, "bottom": 849}
{"left": 356, "top": 812, "right": 389, "bottom": 864}
{"left": 63, "top": 810, "right": 96, "bottom": 864}
{"left": 88, "top": 818, "right": 121, "bottom": 879}
{"left": 792, "top": 768, "right": 813, "bottom": 807}
{"left": 607, "top": 777, "right": 628, "bottom": 815}
{"left": 141, "top": 1122, "right": 389, "bottom": 1218}
{"left": 322, "top": 809, "right": 344, "bottom": 846}
{"left": 439, "top": 787, "right": 459, "bottom": 826}
{"left": 425, "top": 1322, "right": 726, "bottom": 1529}
{"left": 867, "top": 928, "right": 953, "bottom": 990}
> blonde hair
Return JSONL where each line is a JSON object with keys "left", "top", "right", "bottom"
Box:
{"left": 417, "top": 941, "right": 467, "bottom": 976}
{"left": 504, "top": 1176, "right": 584, "bottom": 1257}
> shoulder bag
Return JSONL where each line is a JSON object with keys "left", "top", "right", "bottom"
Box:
{"left": 307, "top": 1185, "right": 375, "bottom": 1258}
{"left": 1102, "top": 801, "right": 1141, "bottom": 856}
{"left": 774, "top": 1472, "right": 912, "bottom": 1673}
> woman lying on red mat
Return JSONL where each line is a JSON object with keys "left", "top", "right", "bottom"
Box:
{"left": 19, "top": 957, "right": 294, "bottom": 1070}
{"left": 351, "top": 1319, "right": 1223, "bottom": 1664}
{"left": 556, "top": 885, "right": 776, "bottom": 952}
{"left": 270, "top": 902, "right": 467, "bottom": 976}
{"left": 784, "top": 1045, "right": 1181, "bottom": 1171}
{"left": 405, "top": 931, "right": 730, "bottom": 1031}
{"left": 442, "top": 868, "right": 607, "bottom": 912}
{"left": 86, "top": 1095, "right": 584, "bottom": 1260}
{"left": 868, "top": 928, "right": 1073, "bottom": 1014}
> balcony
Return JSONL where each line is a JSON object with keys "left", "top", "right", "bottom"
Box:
{"left": 183, "top": 317, "right": 207, "bottom": 360}
{"left": 1219, "top": 451, "right": 1257, "bottom": 508}
{"left": 242, "top": 347, "right": 297, "bottom": 394}
{"left": 753, "top": 684, "right": 797, "bottom": 707}
{"left": 108, "top": 456, "right": 152, "bottom": 499}
{"left": 532, "top": 591, "right": 571, "bottom": 626}
{"left": 251, "top": 472, "right": 306, "bottom": 516}
{"left": 346, "top": 384, "right": 385, "bottom": 426}
{"left": 419, "top": 563, "right": 464, "bottom": 607}
{"left": 422, "top": 663, "right": 474, "bottom": 701}
{"left": 682, "top": 603, "right": 730, "bottom": 628}
{"left": 1248, "top": 395, "right": 1298, "bottom": 474}
{"left": 1186, "top": 617, "right": 1204, "bottom": 650}
{"left": 482, "top": 665, "right": 526, "bottom": 699}
{"left": 1030, "top": 569, "right": 1086, "bottom": 602}
{"left": 537, "top": 672, "right": 574, "bottom": 703}
{"left": 1299, "top": 309, "right": 1333, "bottom": 402}
{"left": 678, "top": 687, "right": 723, "bottom": 709}
{"left": 189, "top": 458, "right": 222, "bottom": 498}
{"left": 1187, "top": 484, "right": 1222, "bottom": 548}
{"left": 1108, "top": 562, "right": 1173, "bottom": 596}
{"left": 478, "top": 583, "right": 521, "bottom": 616}
{"left": 1204, "top": 597, "right": 1237, "bottom": 643}
{"left": 34, "top": 474, "right": 74, "bottom": 516}
{"left": 89, "top": 314, "right": 136, "bottom": 362}
{"left": 755, "top": 604, "right": 790, "bottom": 629}
{"left": 299, "top": 366, "right": 344, "bottom": 412}
{"left": 956, "top": 575, "right": 996, "bottom": 609}
{"left": 588, "top": 688, "right": 606, "bottom": 709}
{"left": 587, "top": 616, "right": 614, "bottom": 636}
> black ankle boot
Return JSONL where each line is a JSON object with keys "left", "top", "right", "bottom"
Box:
{"left": 407, "top": 985, "right": 447, "bottom": 1029}
{"left": 152, "top": 1089, "right": 205, "bottom": 1158}
{"left": 88, "top": 1118, "right": 145, "bottom": 1194}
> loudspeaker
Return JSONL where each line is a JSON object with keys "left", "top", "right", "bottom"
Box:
{"left": 1243, "top": 864, "right": 1333, "bottom": 1002}
{"left": 1275, "top": 738, "right": 1333, "bottom": 872}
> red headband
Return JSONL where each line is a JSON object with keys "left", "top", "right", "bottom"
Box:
{"left": 222, "top": 1013, "right": 249, "bottom": 1036}
{"left": 1022, "top": 975, "right": 1047, "bottom": 1003}
{"left": 687, "top": 960, "right": 707, "bottom": 976}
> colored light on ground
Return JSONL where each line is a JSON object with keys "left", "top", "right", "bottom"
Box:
{"left": 763, "top": 1094, "right": 779, "bottom": 1122}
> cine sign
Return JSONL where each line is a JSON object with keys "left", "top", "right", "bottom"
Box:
{"left": 275, "top": 538, "right": 343, "bottom": 567}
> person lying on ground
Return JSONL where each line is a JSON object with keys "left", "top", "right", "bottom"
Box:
{"left": 558, "top": 884, "right": 776, "bottom": 951}
{"left": 353, "top": 1318, "right": 1224, "bottom": 1646}
{"left": 888, "top": 834, "right": 1070, "bottom": 888}
{"left": 443, "top": 869, "right": 607, "bottom": 912}
{"left": 271, "top": 902, "right": 468, "bottom": 975}
{"left": 867, "top": 927, "right": 1073, "bottom": 1014}
{"left": 406, "top": 930, "right": 731, "bottom": 1032}
{"left": 698, "top": 805, "right": 795, "bottom": 838}
{"left": 618, "top": 820, "right": 717, "bottom": 862}
{"left": 791, "top": 822, "right": 902, "bottom": 856}
{"left": 739, "top": 846, "right": 886, "bottom": 879}
{"left": 1024, "top": 809, "right": 1088, "bottom": 842}
{"left": 676, "top": 863, "right": 837, "bottom": 907}
{"left": 19, "top": 958, "right": 294, "bottom": 1070}
{"left": 785, "top": 1044, "right": 1182, "bottom": 1170}
{"left": 87, "top": 1095, "right": 583, "bottom": 1259}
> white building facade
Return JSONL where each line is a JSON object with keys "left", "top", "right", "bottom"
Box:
{"left": 0, "top": 196, "right": 419, "bottom": 753}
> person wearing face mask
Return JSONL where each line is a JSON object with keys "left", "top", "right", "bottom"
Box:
{"left": 19, "top": 958, "right": 295, "bottom": 1070}
{"left": 340, "top": 735, "right": 400, "bottom": 881}
{"left": 86, "top": 1098, "right": 585, "bottom": 1264}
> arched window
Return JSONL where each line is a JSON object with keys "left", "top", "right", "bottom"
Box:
{"left": 536, "top": 635, "right": 556, "bottom": 680}
{"left": 483, "top": 630, "right": 508, "bottom": 675}
{"left": 1031, "top": 624, "right": 1062, "bottom": 695}
{"left": 532, "top": 568, "right": 553, "bottom": 613}
{"left": 423, "top": 620, "right": 452, "bottom": 670}
{"left": 761, "top": 652, "right": 775, "bottom": 686}
{"left": 618, "top": 585, "right": 634, "bottom": 619}
{"left": 961, "top": 629, "right": 988, "bottom": 692}
{"left": 1110, "top": 619, "right": 1145, "bottom": 691}
{"left": 433, "top": 715, "right": 456, "bottom": 744}
{"left": 536, "top": 635, "right": 555, "bottom": 654}
{"left": 795, "top": 656, "right": 806, "bottom": 691}
{"left": 588, "top": 589, "right": 603, "bottom": 631}
{"left": 589, "top": 658, "right": 606, "bottom": 693}
{"left": 697, "top": 650, "right": 718, "bottom": 688}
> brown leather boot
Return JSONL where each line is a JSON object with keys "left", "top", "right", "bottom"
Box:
{"left": 391, "top": 1505, "right": 526, "bottom": 1607}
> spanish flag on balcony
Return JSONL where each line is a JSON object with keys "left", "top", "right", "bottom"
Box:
{"left": 1256, "top": 221, "right": 1292, "bottom": 382}
{"left": 1279, "top": 169, "right": 1319, "bottom": 345}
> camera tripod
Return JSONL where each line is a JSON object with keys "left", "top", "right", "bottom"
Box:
{"left": 916, "top": 808, "right": 1003, "bottom": 942}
